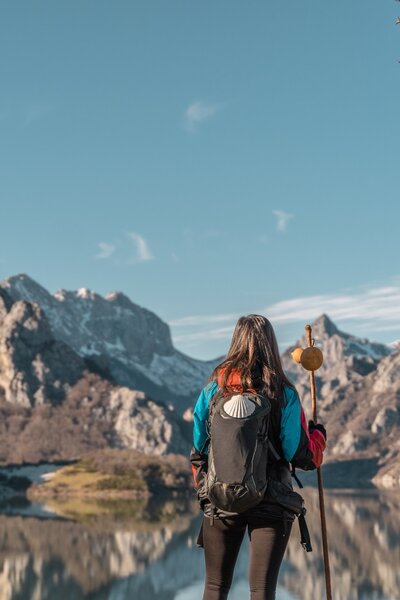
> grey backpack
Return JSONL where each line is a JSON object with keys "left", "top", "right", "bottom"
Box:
{"left": 203, "top": 390, "right": 272, "bottom": 514}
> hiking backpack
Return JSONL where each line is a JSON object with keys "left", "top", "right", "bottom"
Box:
{"left": 203, "top": 389, "right": 273, "bottom": 514}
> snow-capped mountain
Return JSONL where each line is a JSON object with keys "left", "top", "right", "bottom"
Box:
{"left": 1, "top": 274, "right": 399, "bottom": 487}
{"left": 282, "top": 313, "right": 392, "bottom": 407}
{"left": 1, "top": 274, "right": 219, "bottom": 412}
{"left": 388, "top": 339, "right": 400, "bottom": 350}
{"left": 0, "top": 284, "right": 189, "bottom": 463}
{"left": 283, "top": 314, "right": 400, "bottom": 488}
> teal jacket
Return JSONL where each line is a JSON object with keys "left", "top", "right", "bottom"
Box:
{"left": 190, "top": 381, "right": 326, "bottom": 490}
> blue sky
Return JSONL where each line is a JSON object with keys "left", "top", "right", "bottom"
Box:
{"left": 0, "top": 1, "right": 399, "bottom": 359}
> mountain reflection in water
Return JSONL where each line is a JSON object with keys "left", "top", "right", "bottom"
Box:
{"left": 0, "top": 488, "right": 398, "bottom": 600}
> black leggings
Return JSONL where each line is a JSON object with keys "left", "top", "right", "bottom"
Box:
{"left": 202, "top": 514, "right": 291, "bottom": 600}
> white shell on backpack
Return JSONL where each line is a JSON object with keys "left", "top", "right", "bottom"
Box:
{"left": 223, "top": 394, "right": 256, "bottom": 418}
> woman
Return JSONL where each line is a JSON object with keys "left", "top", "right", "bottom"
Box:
{"left": 189, "top": 314, "right": 326, "bottom": 600}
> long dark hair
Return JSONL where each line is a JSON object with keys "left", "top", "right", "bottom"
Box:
{"left": 209, "top": 314, "right": 294, "bottom": 401}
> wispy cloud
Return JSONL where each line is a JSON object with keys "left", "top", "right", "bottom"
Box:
{"left": 170, "top": 280, "right": 400, "bottom": 345}
{"left": 173, "top": 326, "right": 234, "bottom": 344}
{"left": 184, "top": 100, "right": 221, "bottom": 132}
{"left": 273, "top": 210, "right": 294, "bottom": 233}
{"left": 128, "top": 232, "right": 154, "bottom": 263}
{"left": 95, "top": 242, "right": 115, "bottom": 260}
{"left": 170, "top": 312, "right": 241, "bottom": 328}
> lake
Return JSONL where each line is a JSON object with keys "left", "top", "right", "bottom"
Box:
{"left": 0, "top": 487, "right": 398, "bottom": 600}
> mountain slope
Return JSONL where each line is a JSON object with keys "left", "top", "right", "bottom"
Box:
{"left": 284, "top": 314, "right": 399, "bottom": 487}
{"left": 0, "top": 287, "right": 189, "bottom": 464}
{"left": 282, "top": 313, "right": 391, "bottom": 409}
{"left": 0, "top": 287, "right": 84, "bottom": 407}
{"left": 1, "top": 274, "right": 399, "bottom": 487}
{"left": 1, "top": 274, "right": 219, "bottom": 412}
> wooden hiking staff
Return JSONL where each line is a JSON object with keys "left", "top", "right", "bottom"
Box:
{"left": 291, "top": 325, "right": 332, "bottom": 600}
{"left": 305, "top": 324, "right": 332, "bottom": 600}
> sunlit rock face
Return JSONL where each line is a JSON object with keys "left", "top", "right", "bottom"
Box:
{"left": 1, "top": 274, "right": 219, "bottom": 412}
{"left": 1, "top": 275, "right": 400, "bottom": 485}
{"left": 0, "top": 374, "right": 189, "bottom": 464}
{"left": 107, "top": 387, "right": 188, "bottom": 455}
{"left": 282, "top": 313, "right": 391, "bottom": 412}
{"left": 0, "top": 285, "right": 188, "bottom": 463}
{"left": 0, "top": 288, "right": 84, "bottom": 407}
{"left": 282, "top": 314, "right": 400, "bottom": 487}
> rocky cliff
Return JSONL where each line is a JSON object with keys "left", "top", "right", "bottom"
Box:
{"left": 1, "top": 274, "right": 399, "bottom": 487}
{"left": 0, "top": 285, "right": 189, "bottom": 464}
{"left": 1, "top": 274, "right": 218, "bottom": 413}
{"left": 283, "top": 314, "right": 400, "bottom": 488}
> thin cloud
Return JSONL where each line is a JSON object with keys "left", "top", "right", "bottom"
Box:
{"left": 170, "top": 280, "right": 400, "bottom": 344}
{"left": 273, "top": 210, "right": 294, "bottom": 233}
{"left": 184, "top": 100, "right": 221, "bottom": 132}
{"left": 128, "top": 232, "right": 154, "bottom": 263}
{"left": 95, "top": 242, "right": 115, "bottom": 260}
{"left": 173, "top": 326, "right": 234, "bottom": 344}
{"left": 170, "top": 312, "right": 241, "bottom": 328}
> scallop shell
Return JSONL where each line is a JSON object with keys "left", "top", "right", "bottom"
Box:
{"left": 223, "top": 394, "right": 256, "bottom": 418}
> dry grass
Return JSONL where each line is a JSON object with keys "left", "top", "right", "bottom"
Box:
{"left": 28, "top": 448, "right": 191, "bottom": 499}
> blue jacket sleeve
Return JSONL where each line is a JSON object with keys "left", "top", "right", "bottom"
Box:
{"left": 190, "top": 381, "right": 218, "bottom": 489}
{"left": 193, "top": 380, "right": 218, "bottom": 453}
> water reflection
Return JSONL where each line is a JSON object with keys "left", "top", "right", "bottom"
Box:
{"left": 0, "top": 489, "right": 398, "bottom": 600}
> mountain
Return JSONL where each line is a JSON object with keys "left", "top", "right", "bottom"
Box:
{"left": 1, "top": 274, "right": 399, "bottom": 488}
{"left": 283, "top": 314, "right": 399, "bottom": 487}
{"left": 282, "top": 313, "right": 392, "bottom": 407}
{"left": 0, "top": 274, "right": 218, "bottom": 413}
{"left": 0, "top": 286, "right": 189, "bottom": 464}
{"left": 389, "top": 339, "right": 400, "bottom": 350}
{"left": 0, "top": 288, "right": 85, "bottom": 407}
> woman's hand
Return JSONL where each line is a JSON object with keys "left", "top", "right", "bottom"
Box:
{"left": 308, "top": 420, "right": 327, "bottom": 440}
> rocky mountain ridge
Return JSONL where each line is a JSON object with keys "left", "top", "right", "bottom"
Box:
{"left": 0, "top": 274, "right": 399, "bottom": 488}
{"left": 283, "top": 314, "right": 400, "bottom": 487}
{"left": 0, "top": 284, "right": 189, "bottom": 464}
{"left": 1, "top": 274, "right": 218, "bottom": 413}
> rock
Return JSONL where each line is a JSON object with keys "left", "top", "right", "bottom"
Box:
{"left": 371, "top": 406, "right": 399, "bottom": 434}
{"left": 372, "top": 350, "right": 400, "bottom": 393}
{"left": 1, "top": 274, "right": 219, "bottom": 411}
{"left": 108, "top": 387, "right": 188, "bottom": 455}
{"left": 2, "top": 274, "right": 400, "bottom": 487}
{"left": 332, "top": 430, "right": 357, "bottom": 455}
{"left": 182, "top": 407, "right": 194, "bottom": 422}
{"left": 0, "top": 297, "right": 84, "bottom": 407}
{"left": 0, "top": 287, "right": 190, "bottom": 462}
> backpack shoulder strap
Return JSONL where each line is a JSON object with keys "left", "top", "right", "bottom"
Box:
{"left": 206, "top": 388, "right": 223, "bottom": 430}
